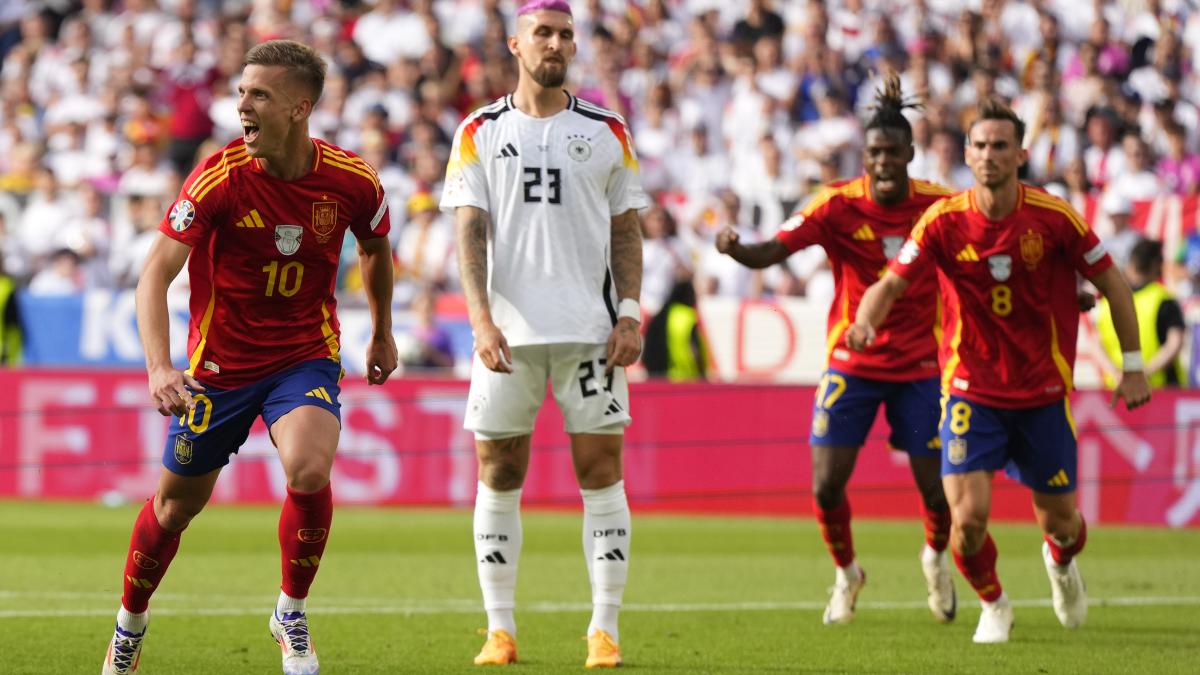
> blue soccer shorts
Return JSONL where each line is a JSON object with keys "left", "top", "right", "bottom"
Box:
{"left": 939, "top": 394, "right": 1078, "bottom": 494}
{"left": 162, "top": 358, "right": 344, "bottom": 476}
{"left": 809, "top": 368, "right": 941, "bottom": 457}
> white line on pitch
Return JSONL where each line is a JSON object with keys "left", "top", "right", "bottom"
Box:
{"left": 2, "top": 596, "right": 1199, "bottom": 619}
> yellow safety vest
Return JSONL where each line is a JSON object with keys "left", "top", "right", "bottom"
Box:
{"left": 1096, "top": 281, "right": 1185, "bottom": 388}
{"left": 0, "top": 275, "right": 20, "bottom": 365}
{"left": 665, "top": 304, "right": 706, "bottom": 381}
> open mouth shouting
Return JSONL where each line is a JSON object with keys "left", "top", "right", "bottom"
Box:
{"left": 242, "top": 119, "right": 260, "bottom": 144}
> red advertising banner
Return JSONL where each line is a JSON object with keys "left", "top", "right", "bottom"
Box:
{"left": 0, "top": 370, "right": 1195, "bottom": 527}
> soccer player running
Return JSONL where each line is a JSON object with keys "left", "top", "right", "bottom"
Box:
{"left": 102, "top": 40, "right": 398, "bottom": 675}
{"left": 440, "top": 0, "right": 647, "bottom": 668}
{"left": 716, "top": 76, "right": 958, "bottom": 626}
{"left": 848, "top": 98, "right": 1151, "bottom": 644}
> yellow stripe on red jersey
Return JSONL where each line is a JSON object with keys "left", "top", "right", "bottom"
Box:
{"left": 892, "top": 183, "right": 1112, "bottom": 409}
{"left": 774, "top": 176, "right": 951, "bottom": 381}
{"left": 159, "top": 138, "right": 389, "bottom": 389}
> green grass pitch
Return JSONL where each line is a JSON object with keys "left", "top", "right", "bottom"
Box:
{"left": 3, "top": 501, "right": 1198, "bottom": 673}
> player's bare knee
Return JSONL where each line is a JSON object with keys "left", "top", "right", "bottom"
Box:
{"left": 921, "top": 487, "right": 949, "bottom": 513}
{"left": 813, "top": 482, "right": 846, "bottom": 511}
{"left": 575, "top": 460, "right": 621, "bottom": 490}
{"left": 479, "top": 460, "right": 525, "bottom": 491}
{"left": 154, "top": 494, "right": 203, "bottom": 531}
{"left": 952, "top": 516, "right": 988, "bottom": 551}
{"left": 287, "top": 467, "right": 331, "bottom": 493}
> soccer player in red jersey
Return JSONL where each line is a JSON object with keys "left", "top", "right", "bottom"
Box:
{"left": 101, "top": 40, "right": 398, "bottom": 675}
{"left": 717, "top": 77, "right": 958, "bottom": 626}
{"left": 849, "top": 98, "right": 1151, "bottom": 644}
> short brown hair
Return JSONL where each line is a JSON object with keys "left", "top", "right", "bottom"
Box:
{"left": 243, "top": 39, "right": 327, "bottom": 102}
{"left": 968, "top": 97, "right": 1025, "bottom": 144}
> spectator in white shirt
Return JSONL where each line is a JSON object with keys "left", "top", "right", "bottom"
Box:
{"left": 1025, "top": 95, "right": 1080, "bottom": 185}
{"left": 1098, "top": 190, "right": 1141, "bottom": 268}
{"left": 1082, "top": 108, "right": 1126, "bottom": 193}
{"left": 1107, "top": 132, "right": 1164, "bottom": 203}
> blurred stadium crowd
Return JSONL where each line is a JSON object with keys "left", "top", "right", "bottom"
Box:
{"left": 0, "top": 0, "right": 1197, "bottom": 373}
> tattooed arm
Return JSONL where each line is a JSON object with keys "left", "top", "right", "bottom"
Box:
{"left": 455, "top": 205, "right": 512, "bottom": 373}
{"left": 607, "top": 208, "right": 644, "bottom": 373}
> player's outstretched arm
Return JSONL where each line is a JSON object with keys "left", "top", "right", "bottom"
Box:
{"left": 455, "top": 205, "right": 511, "bottom": 373}
{"left": 135, "top": 233, "right": 204, "bottom": 416}
{"left": 1089, "top": 265, "right": 1152, "bottom": 409}
{"left": 715, "top": 227, "right": 790, "bottom": 269}
{"left": 608, "top": 208, "right": 644, "bottom": 373}
{"left": 847, "top": 270, "right": 910, "bottom": 351}
{"left": 358, "top": 235, "right": 398, "bottom": 385}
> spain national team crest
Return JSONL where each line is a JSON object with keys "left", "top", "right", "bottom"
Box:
{"left": 312, "top": 201, "right": 338, "bottom": 243}
{"left": 275, "top": 224, "right": 303, "bottom": 255}
{"left": 812, "top": 410, "right": 830, "bottom": 438}
{"left": 174, "top": 436, "right": 193, "bottom": 465}
{"left": 987, "top": 254, "right": 1012, "bottom": 281}
{"left": 947, "top": 437, "right": 968, "bottom": 465}
{"left": 1020, "top": 229, "right": 1044, "bottom": 269}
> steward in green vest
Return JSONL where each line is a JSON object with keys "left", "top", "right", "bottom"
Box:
{"left": 1097, "top": 238, "right": 1185, "bottom": 388}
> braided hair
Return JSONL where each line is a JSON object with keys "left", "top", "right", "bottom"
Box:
{"left": 864, "top": 73, "right": 920, "bottom": 143}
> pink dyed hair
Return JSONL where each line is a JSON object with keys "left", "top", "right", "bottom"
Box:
{"left": 516, "top": 0, "right": 572, "bottom": 17}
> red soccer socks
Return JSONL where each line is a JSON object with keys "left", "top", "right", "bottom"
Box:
{"left": 815, "top": 498, "right": 856, "bottom": 568}
{"left": 921, "top": 503, "right": 952, "bottom": 553}
{"left": 953, "top": 533, "right": 1003, "bottom": 603}
{"left": 1045, "top": 515, "right": 1088, "bottom": 566}
{"left": 278, "top": 483, "right": 333, "bottom": 599}
{"left": 121, "top": 498, "right": 183, "bottom": 613}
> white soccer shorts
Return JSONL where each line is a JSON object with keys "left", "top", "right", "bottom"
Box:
{"left": 464, "top": 343, "right": 632, "bottom": 438}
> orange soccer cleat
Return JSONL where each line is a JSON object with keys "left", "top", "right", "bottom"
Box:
{"left": 585, "top": 629, "right": 622, "bottom": 668}
{"left": 474, "top": 629, "right": 518, "bottom": 666}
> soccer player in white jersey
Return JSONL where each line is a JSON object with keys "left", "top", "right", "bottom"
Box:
{"left": 439, "top": 0, "right": 648, "bottom": 668}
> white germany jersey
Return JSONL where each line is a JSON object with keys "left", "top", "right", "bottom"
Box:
{"left": 441, "top": 93, "right": 650, "bottom": 346}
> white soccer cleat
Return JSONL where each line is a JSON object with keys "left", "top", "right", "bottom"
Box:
{"left": 920, "top": 545, "right": 957, "bottom": 623}
{"left": 101, "top": 623, "right": 146, "bottom": 675}
{"left": 1043, "top": 542, "right": 1087, "bottom": 629}
{"left": 972, "top": 593, "right": 1014, "bottom": 644}
{"left": 270, "top": 610, "right": 320, "bottom": 675}
{"left": 822, "top": 563, "right": 865, "bottom": 625}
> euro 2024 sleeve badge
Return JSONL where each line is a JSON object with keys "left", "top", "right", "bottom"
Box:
{"left": 169, "top": 199, "right": 195, "bottom": 232}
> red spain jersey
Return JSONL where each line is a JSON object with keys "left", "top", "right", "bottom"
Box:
{"left": 889, "top": 184, "right": 1113, "bottom": 408}
{"left": 159, "top": 138, "right": 390, "bottom": 389}
{"left": 776, "top": 176, "right": 953, "bottom": 381}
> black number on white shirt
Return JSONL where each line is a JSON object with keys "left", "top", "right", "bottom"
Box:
{"left": 523, "top": 167, "right": 562, "bottom": 204}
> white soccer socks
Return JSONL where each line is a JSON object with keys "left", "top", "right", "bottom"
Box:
{"left": 474, "top": 482, "right": 523, "bottom": 636}
{"left": 276, "top": 590, "right": 306, "bottom": 617}
{"left": 116, "top": 606, "right": 149, "bottom": 635}
{"left": 581, "top": 480, "right": 631, "bottom": 642}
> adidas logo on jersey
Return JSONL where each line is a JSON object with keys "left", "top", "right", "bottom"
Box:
{"left": 237, "top": 209, "right": 267, "bottom": 228}
{"left": 852, "top": 224, "right": 875, "bottom": 241}
{"left": 955, "top": 244, "right": 980, "bottom": 262}
{"left": 480, "top": 551, "right": 508, "bottom": 564}
{"left": 496, "top": 143, "right": 519, "bottom": 158}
